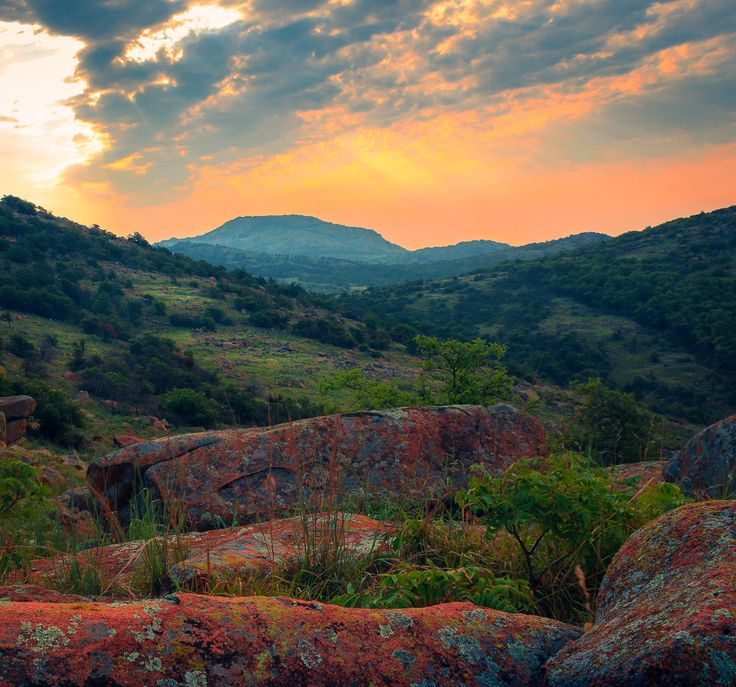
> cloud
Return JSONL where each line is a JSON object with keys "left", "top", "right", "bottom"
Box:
{"left": 2, "top": 0, "right": 735, "bottom": 217}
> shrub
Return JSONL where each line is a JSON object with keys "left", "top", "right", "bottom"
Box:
{"left": 162, "top": 388, "right": 220, "bottom": 428}
{"left": 457, "top": 452, "right": 688, "bottom": 622}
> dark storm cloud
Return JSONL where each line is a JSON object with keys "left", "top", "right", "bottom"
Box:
{"left": 7, "top": 0, "right": 735, "bottom": 197}
{"left": 4, "top": 0, "right": 188, "bottom": 39}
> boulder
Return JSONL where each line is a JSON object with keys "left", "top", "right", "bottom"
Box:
{"left": 26, "top": 513, "right": 391, "bottom": 595}
{"left": 113, "top": 433, "right": 145, "bottom": 448}
{"left": 545, "top": 500, "right": 736, "bottom": 686}
{"left": 88, "top": 404, "right": 547, "bottom": 530}
{"left": 664, "top": 415, "right": 736, "bottom": 497}
{"left": 5, "top": 418, "right": 27, "bottom": 445}
{"left": 607, "top": 460, "right": 666, "bottom": 490}
{"left": 0, "top": 593, "right": 580, "bottom": 686}
{"left": 0, "top": 395, "right": 36, "bottom": 420}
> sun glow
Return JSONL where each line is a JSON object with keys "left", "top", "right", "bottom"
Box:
{"left": 0, "top": 22, "right": 104, "bottom": 189}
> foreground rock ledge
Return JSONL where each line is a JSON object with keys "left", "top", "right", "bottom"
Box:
{"left": 545, "top": 500, "right": 736, "bottom": 686}
{"left": 0, "top": 593, "right": 580, "bottom": 686}
{"left": 88, "top": 404, "right": 547, "bottom": 530}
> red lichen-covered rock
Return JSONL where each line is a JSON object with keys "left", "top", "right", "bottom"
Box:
{"left": 545, "top": 500, "right": 736, "bottom": 686}
{"left": 607, "top": 460, "right": 666, "bottom": 490}
{"left": 0, "top": 585, "right": 89, "bottom": 604}
{"left": 25, "top": 513, "right": 391, "bottom": 595}
{"left": 113, "top": 433, "right": 145, "bottom": 448}
{"left": 88, "top": 404, "right": 547, "bottom": 530}
{"left": 664, "top": 415, "right": 736, "bottom": 497}
{"left": 0, "top": 593, "right": 580, "bottom": 686}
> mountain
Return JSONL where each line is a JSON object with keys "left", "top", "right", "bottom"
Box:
{"left": 160, "top": 215, "right": 608, "bottom": 292}
{"left": 160, "top": 215, "right": 410, "bottom": 263}
{"left": 336, "top": 206, "right": 736, "bottom": 425}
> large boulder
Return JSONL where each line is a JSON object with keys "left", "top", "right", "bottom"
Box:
{"left": 664, "top": 415, "right": 736, "bottom": 497}
{"left": 88, "top": 404, "right": 547, "bottom": 530}
{"left": 0, "top": 593, "right": 580, "bottom": 686}
{"left": 545, "top": 501, "right": 736, "bottom": 686}
{"left": 0, "top": 395, "right": 36, "bottom": 445}
{"left": 25, "top": 513, "right": 391, "bottom": 595}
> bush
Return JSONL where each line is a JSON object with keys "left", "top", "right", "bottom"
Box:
{"left": 26, "top": 383, "right": 85, "bottom": 447}
{"left": 457, "top": 452, "right": 688, "bottom": 622}
{"left": 162, "top": 388, "right": 220, "bottom": 428}
{"left": 8, "top": 333, "right": 35, "bottom": 358}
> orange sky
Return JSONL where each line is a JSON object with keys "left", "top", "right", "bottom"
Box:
{"left": 1, "top": 1, "right": 735, "bottom": 248}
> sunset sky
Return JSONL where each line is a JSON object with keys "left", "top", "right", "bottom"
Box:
{"left": 0, "top": 0, "right": 734, "bottom": 248}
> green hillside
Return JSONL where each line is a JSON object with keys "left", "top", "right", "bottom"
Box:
{"left": 337, "top": 206, "right": 736, "bottom": 425}
{"left": 0, "top": 196, "right": 415, "bottom": 455}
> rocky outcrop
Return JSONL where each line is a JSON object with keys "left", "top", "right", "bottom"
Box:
{"left": 25, "top": 513, "right": 391, "bottom": 595}
{"left": 88, "top": 404, "right": 547, "bottom": 530}
{"left": 545, "top": 500, "right": 736, "bottom": 686}
{"left": 0, "top": 593, "right": 580, "bottom": 686}
{"left": 664, "top": 415, "right": 736, "bottom": 497}
{"left": 0, "top": 395, "right": 36, "bottom": 446}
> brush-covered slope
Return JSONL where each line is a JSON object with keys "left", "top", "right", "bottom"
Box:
{"left": 337, "top": 206, "right": 736, "bottom": 424}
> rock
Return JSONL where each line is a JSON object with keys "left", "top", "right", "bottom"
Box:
{"left": 35, "top": 466, "right": 68, "bottom": 490}
{"left": 60, "top": 454, "right": 87, "bottom": 471}
{"left": 664, "top": 415, "right": 736, "bottom": 497}
{"left": 0, "top": 395, "right": 36, "bottom": 419}
{"left": 26, "top": 513, "right": 391, "bottom": 594}
{"left": 0, "top": 593, "right": 580, "bottom": 686}
{"left": 113, "top": 433, "right": 144, "bottom": 448}
{"left": 59, "top": 487, "right": 95, "bottom": 512}
{"left": 151, "top": 417, "right": 169, "bottom": 431}
{"left": 607, "top": 460, "right": 666, "bottom": 490}
{"left": 74, "top": 390, "right": 91, "bottom": 403}
{"left": 5, "top": 419, "right": 27, "bottom": 445}
{"left": 88, "top": 404, "right": 548, "bottom": 530}
{"left": 0, "top": 585, "right": 88, "bottom": 604}
{"left": 545, "top": 501, "right": 736, "bottom": 686}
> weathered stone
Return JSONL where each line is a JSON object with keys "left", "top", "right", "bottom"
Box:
{"left": 664, "top": 415, "right": 736, "bottom": 497}
{"left": 0, "top": 395, "right": 36, "bottom": 420}
{"left": 88, "top": 404, "right": 547, "bottom": 530}
{"left": 607, "top": 460, "right": 666, "bottom": 490}
{"left": 0, "top": 593, "right": 580, "bottom": 686}
{"left": 5, "top": 419, "right": 27, "bottom": 445}
{"left": 0, "top": 585, "right": 89, "bottom": 604}
{"left": 25, "top": 513, "right": 391, "bottom": 595}
{"left": 113, "top": 433, "right": 145, "bottom": 448}
{"left": 545, "top": 501, "right": 736, "bottom": 686}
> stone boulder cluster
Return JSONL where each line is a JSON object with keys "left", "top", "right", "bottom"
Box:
{"left": 1, "top": 404, "right": 735, "bottom": 685}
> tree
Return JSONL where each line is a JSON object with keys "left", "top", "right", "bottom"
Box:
{"left": 414, "top": 335, "right": 513, "bottom": 405}
{"left": 162, "top": 388, "right": 220, "bottom": 428}
{"left": 318, "top": 369, "right": 418, "bottom": 411}
{"left": 569, "top": 378, "right": 660, "bottom": 465}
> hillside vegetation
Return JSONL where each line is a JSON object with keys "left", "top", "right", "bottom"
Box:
{"left": 0, "top": 196, "right": 414, "bottom": 454}
{"left": 337, "top": 206, "right": 736, "bottom": 425}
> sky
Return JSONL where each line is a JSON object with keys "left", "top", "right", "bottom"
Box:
{"left": 0, "top": 1, "right": 734, "bottom": 248}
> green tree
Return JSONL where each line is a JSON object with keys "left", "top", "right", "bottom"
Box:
{"left": 414, "top": 335, "right": 513, "bottom": 405}
{"left": 570, "top": 378, "right": 660, "bottom": 465}
{"left": 318, "top": 369, "right": 418, "bottom": 411}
